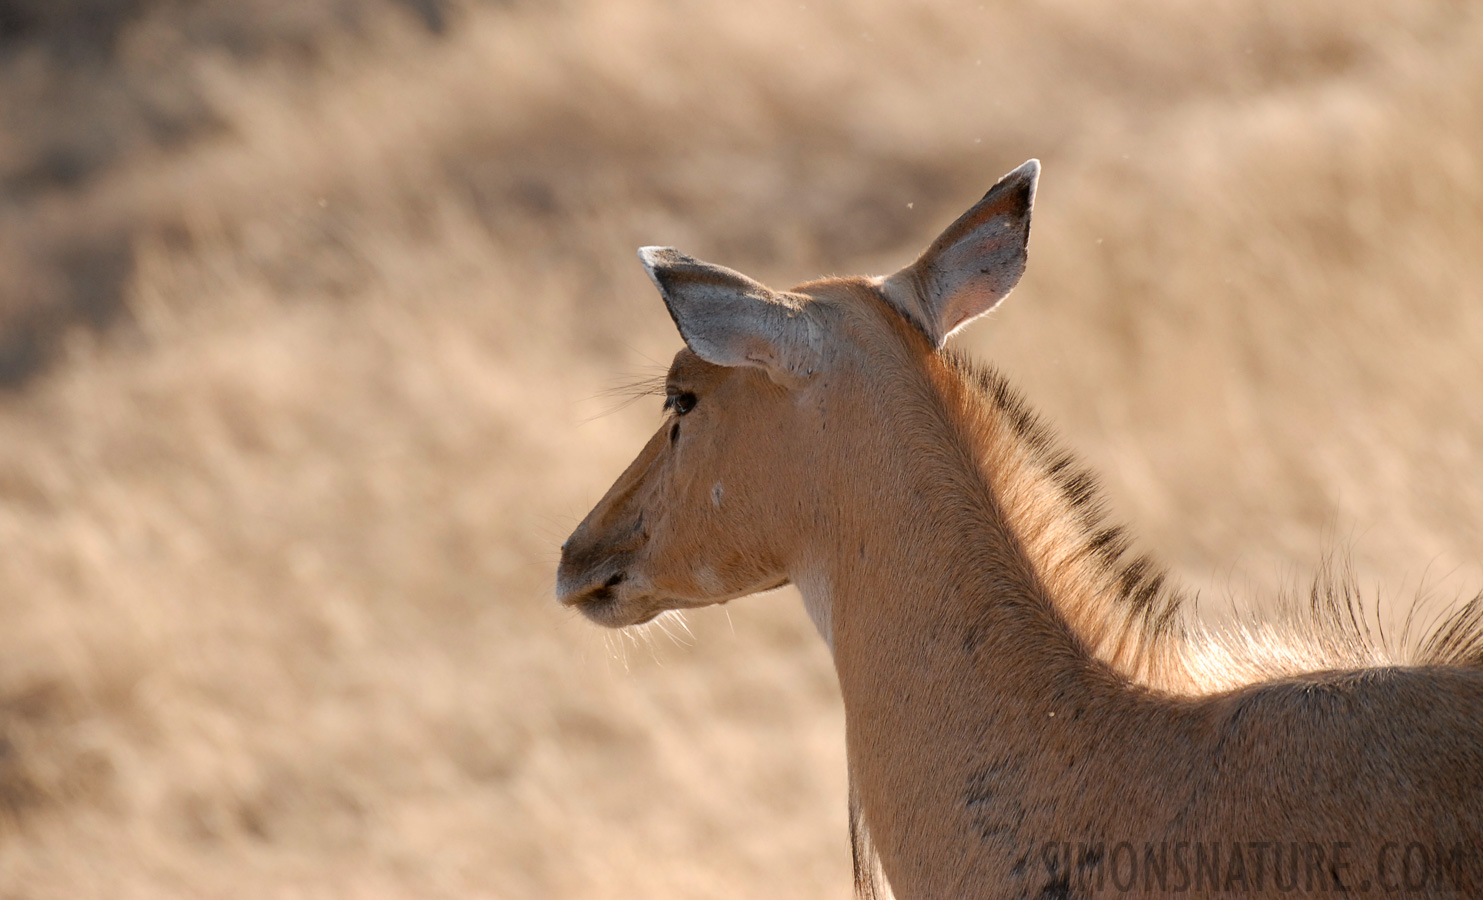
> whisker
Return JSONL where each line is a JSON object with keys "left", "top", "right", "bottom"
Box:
{"left": 619, "top": 619, "right": 667, "bottom": 666}
{"left": 652, "top": 610, "right": 695, "bottom": 648}
{"left": 604, "top": 629, "right": 630, "bottom": 671}
{"left": 578, "top": 369, "right": 669, "bottom": 425}
{"left": 669, "top": 611, "right": 696, "bottom": 643}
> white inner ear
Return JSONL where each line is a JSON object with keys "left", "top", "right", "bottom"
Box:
{"left": 682, "top": 294, "right": 821, "bottom": 385}
{"left": 928, "top": 220, "right": 1025, "bottom": 335}
{"left": 639, "top": 246, "right": 821, "bottom": 383}
{"left": 878, "top": 160, "right": 1037, "bottom": 346}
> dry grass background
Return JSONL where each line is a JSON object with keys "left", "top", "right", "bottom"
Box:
{"left": 0, "top": 0, "right": 1481, "bottom": 896}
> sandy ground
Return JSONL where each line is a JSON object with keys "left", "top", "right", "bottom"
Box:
{"left": 1, "top": 1, "right": 1482, "bottom": 896}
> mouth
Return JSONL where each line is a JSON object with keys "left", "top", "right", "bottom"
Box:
{"left": 559, "top": 570, "right": 665, "bottom": 628}
{"left": 567, "top": 593, "right": 663, "bottom": 628}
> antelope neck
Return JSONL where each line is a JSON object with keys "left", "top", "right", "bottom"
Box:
{"left": 790, "top": 351, "right": 1179, "bottom": 896}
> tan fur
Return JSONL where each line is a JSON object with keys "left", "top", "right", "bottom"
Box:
{"left": 558, "top": 167, "right": 1483, "bottom": 899}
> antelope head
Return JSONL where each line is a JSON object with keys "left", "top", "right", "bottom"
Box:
{"left": 557, "top": 160, "right": 1039, "bottom": 632}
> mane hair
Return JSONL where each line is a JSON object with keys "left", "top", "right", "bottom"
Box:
{"left": 941, "top": 350, "right": 1483, "bottom": 695}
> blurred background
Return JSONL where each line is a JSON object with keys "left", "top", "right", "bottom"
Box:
{"left": 0, "top": 0, "right": 1481, "bottom": 896}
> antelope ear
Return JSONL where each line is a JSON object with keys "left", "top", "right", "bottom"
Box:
{"left": 638, "top": 247, "right": 821, "bottom": 386}
{"left": 881, "top": 159, "right": 1038, "bottom": 346}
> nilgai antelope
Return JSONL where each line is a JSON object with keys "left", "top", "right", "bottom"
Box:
{"left": 557, "top": 160, "right": 1483, "bottom": 899}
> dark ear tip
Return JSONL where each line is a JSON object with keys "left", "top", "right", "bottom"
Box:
{"left": 637, "top": 246, "right": 683, "bottom": 269}
{"left": 986, "top": 159, "right": 1040, "bottom": 208}
{"left": 637, "top": 246, "right": 676, "bottom": 297}
{"left": 1011, "top": 158, "right": 1041, "bottom": 182}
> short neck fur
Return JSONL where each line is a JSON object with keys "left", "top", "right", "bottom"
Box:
{"left": 792, "top": 328, "right": 1202, "bottom": 898}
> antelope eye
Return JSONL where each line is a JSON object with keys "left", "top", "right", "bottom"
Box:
{"left": 665, "top": 391, "right": 697, "bottom": 415}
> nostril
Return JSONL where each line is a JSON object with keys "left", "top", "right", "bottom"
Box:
{"left": 603, "top": 572, "right": 626, "bottom": 589}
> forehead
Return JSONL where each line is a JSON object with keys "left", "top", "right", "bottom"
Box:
{"left": 794, "top": 275, "right": 916, "bottom": 340}
{"left": 665, "top": 349, "right": 729, "bottom": 387}
{"left": 791, "top": 275, "right": 892, "bottom": 310}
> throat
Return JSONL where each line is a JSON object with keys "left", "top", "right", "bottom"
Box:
{"left": 794, "top": 567, "right": 834, "bottom": 653}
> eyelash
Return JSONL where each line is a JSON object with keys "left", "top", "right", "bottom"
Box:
{"left": 664, "top": 391, "right": 697, "bottom": 415}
